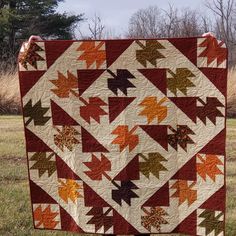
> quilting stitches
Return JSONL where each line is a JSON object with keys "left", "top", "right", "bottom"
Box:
{"left": 18, "top": 37, "right": 227, "bottom": 235}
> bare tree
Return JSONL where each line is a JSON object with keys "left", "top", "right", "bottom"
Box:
{"left": 201, "top": 15, "right": 214, "bottom": 33}
{"left": 88, "top": 13, "right": 105, "bottom": 39}
{"left": 79, "top": 14, "right": 121, "bottom": 40}
{"left": 160, "top": 4, "right": 179, "bottom": 37}
{"left": 104, "top": 28, "right": 122, "bottom": 39}
{"left": 179, "top": 8, "right": 205, "bottom": 36}
{"left": 127, "top": 5, "right": 208, "bottom": 38}
{"left": 79, "top": 13, "right": 106, "bottom": 40}
{"left": 205, "top": 0, "right": 235, "bottom": 43}
{"left": 127, "top": 6, "right": 163, "bottom": 38}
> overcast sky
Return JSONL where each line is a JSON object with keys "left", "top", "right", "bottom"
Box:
{"left": 58, "top": 0, "right": 207, "bottom": 37}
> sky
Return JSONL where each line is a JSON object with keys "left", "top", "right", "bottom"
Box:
{"left": 58, "top": 0, "right": 207, "bottom": 37}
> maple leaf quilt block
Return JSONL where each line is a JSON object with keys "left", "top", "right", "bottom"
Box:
{"left": 18, "top": 37, "right": 227, "bottom": 235}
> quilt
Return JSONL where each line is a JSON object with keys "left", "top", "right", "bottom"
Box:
{"left": 18, "top": 37, "right": 227, "bottom": 235}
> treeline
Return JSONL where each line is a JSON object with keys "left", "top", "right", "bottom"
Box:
{"left": 0, "top": 0, "right": 236, "bottom": 68}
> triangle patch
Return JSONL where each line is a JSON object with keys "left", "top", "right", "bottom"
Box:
{"left": 45, "top": 40, "right": 73, "bottom": 68}
{"left": 113, "top": 210, "right": 140, "bottom": 234}
{"left": 114, "top": 155, "right": 140, "bottom": 181}
{"left": 106, "top": 40, "right": 134, "bottom": 67}
{"left": 50, "top": 100, "right": 78, "bottom": 125}
{"left": 83, "top": 183, "right": 110, "bottom": 207}
{"left": 139, "top": 69, "right": 167, "bottom": 95}
{"left": 169, "top": 38, "right": 197, "bottom": 65}
{"left": 19, "top": 71, "right": 46, "bottom": 97}
{"left": 56, "top": 155, "right": 81, "bottom": 180}
{"left": 81, "top": 127, "right": 109, "bottom": 152}
{"left": 200, "top": 68, "right": 227, "bottom": 97}
{"left": 108, "top": 97, "right": 135, "bottom": 123}
{"left": 172, "top": 155, "right": 197, "bottom": 181}
{"left": 199, "top": 129, "right": 226, "bottom": 155}
{"left": 172, "top": 211, "right": 197, "bottom": 235}
{"left": 200, "top": 186, "right": 225, "bottom": 211}
{"left": 169, "top": 97, "right": 197, "bottom": 123}
{"left": 140, "top": 125, "right": 168, "bottom": 150}
{"left": 30, "top": 180, "right": 56, "bottom": 204}
{"left": 60, "top": 206, "right": 84, "bottom": 232}
{"left": 142, "top": 182, "right": 170, "bottom": 207}
{"left": 25, "top": 128, "right": 51, "bottom": 152}
{"left": 77, "top": 69, "right": 105, "bottom": 95}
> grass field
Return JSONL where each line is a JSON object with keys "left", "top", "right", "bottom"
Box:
{"left": 0, "top": 116, "right": 235, "bottom": 235}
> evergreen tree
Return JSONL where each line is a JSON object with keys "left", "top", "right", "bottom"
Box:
{"left": 0, "top": 0, "right": 84, "bottom": 65}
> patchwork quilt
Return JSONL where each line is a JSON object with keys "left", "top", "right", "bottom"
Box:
{"left": 18, "top": 37, "right": 227, "bottom": 235}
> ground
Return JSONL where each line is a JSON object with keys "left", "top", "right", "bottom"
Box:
{"left": 0, "top": 116, "right": 235, "bottom": 235}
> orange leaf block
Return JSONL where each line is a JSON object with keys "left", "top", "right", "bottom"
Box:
{"left": 77, "top": 41, "right": 106, "bottom": 69}
{"left": 171, "top": 180, "right": 197, "bottom": 206}
{"left": 197, "top": 154, "right": 223, "bottom": 181}
{"left": 139, "top": 97, "right": 168, "bottom": 124}
{"left": 58, "top": 179, "right": 83, "bottom": 203}
{"left": 112, "top": 125, "right": 139, "bottom": 152}
{"left": 50, "top": 71, "right": 79, "bottom": 98}
{"left": 34, "top": 205, "right": 59, "bottom": 229}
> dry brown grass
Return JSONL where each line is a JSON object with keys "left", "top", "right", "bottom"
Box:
{"left": 0, "top": 70, "right": 21, "bottom": 114}
{"left": 227, "top": 67, "right": 236, "bottom": 117}
{"left": 0, "top": 67, "right": 236, "bottom": 116}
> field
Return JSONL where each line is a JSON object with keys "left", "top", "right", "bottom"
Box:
{"left": 0, "top": 116, "right": 235, "bottom": 235}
